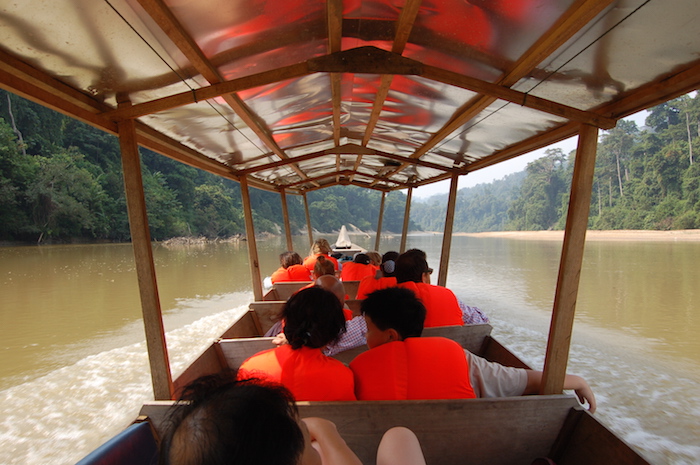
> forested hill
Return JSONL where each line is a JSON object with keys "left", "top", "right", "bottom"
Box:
{"left": 1, "top": 89, "right": 699, "bottom": 244}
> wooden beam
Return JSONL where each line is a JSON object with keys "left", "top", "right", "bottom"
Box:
{"left": 303, "top": 192, "right": 314, "bottom": 248}
{"left": 541, "top": 124, "right": 599, "bottom": 395}
{"left": 280, "top": 189, "right": 294, "bottom": 251}
{"left": 308, "top": 46, "right": 423, "bottom": 75}
{"left": 437, "top": 172, "right": 459, "bottom": 287}
{"left": 400, "top": 187, "right": 413, "bottom": 253}
{"left": 118, "top": 112, "right": 173, "bottom": 401}
{"left": 375, "top": 191, "right": 387, "bottom": 251}
{"left": 327, "top": 0, "right": 343, "bottom": 146}
{"left": 240, "top": 176, "right": 264, "bottom": 301}
{"left": 421, "top": 65, "right": 616, "bottom": 129}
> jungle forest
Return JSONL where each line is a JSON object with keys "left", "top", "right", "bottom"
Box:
{"left": 1, "top": 89, "right": 699, "bottom": 243}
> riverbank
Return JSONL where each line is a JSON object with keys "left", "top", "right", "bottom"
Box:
{"left": 455, "top": 229, "right": 700, "bottom": 242}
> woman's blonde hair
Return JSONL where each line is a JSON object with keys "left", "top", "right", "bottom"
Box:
{"left": 310, "top": 238, "right": 332, "bottom": 255}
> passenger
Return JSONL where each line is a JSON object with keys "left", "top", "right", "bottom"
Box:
{"left": 365, "top": 251, "right": 382, "bottom": 269}
{"left": 271, "top": 251, "right": 312, "bottom": 283}
{"left": 238, "top": 288, "right": 355, "bottom": 401}
{"left": 356, "top": 251, "right": 399, "bottom": 299}
{"left": 340, "top": 253, "right": 376, "bottom": 282}
{"left": 303, "top": 238, "right": 339, "bottom": 273}
{"left": 316, "top": 274, "right": 354, "bottom": 320}
{"left": 350, "top": 288, "right": 597, "bottom": 412}
{"left": 160, "top": 372, "right": 426, "bottom": 465}
{"left": 397, "top": 249, "right": 489, "bottom": 326}
{"left": 394, "top": 250, "right": 463, "bottom": 327}
{"left": 350, "top": 287, "right": 476, "bottom": 400}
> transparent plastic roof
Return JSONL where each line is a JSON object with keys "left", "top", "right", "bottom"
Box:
{"left": 1, "top": 0, "right": 699, "bottom": 194}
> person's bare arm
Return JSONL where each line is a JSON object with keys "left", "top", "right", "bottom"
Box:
{"left": 523, "top": 371, "right": 597, "bottom": 413}
{"left": 302, "top": 417, "right": 362, "bottom": 465}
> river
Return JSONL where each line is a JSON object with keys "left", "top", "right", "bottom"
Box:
{"left": 0, "top": 234, "right": 698, "bottom": 464}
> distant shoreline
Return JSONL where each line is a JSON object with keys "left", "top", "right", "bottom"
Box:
{"left": 453, "top": 229, "right": 700, "bottom": 242}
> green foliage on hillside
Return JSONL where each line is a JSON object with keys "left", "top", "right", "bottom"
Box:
{"left": 0, "top": 90, "right": 415, "bottom": 242}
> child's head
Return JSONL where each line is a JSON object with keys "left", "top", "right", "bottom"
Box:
{"left": 361, "top": 287, "right": 425, "bottom": 348}
{"left": 161, "top": 373, "right": 307, "bottom": 465}
{"left": 283, "top": 287, "right": 346, "bottom": 349}
{"left": 365, "top": 251, "right": 382, "bottom": 266}
{"left": 279, "top": 251, "right": 303, "bottom": 269}
{"left": 312, "top": 255, "right": 335, "bottom": 278}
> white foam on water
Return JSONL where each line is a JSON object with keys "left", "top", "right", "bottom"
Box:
{"left": 0, "top": 294, "right": 252, "bottom": 465}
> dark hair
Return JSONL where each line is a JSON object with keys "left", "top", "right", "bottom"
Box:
{"left": 380, "top": 251, "right": 399, "bottom": 277}
{"left": 353, "top": 253, "right": 371, "bottom": 265}
{"left": 361, "top": 287, "right": 426, "bottom": 340}
{"left": 395, "top": 249, "right": 430, "bottom": 283}
{"left": 283, "top": 287, "right": 346, "bottom": 349}
{"left": 160, "top": 373, "right": 304, "bottom": 465}
{"left": 313, "top": 255, "right": 335, "bottom": 277}
{"left": 279, "top": 251, "right": 303, "bottom": 269}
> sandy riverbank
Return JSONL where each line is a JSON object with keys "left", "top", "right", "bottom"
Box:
{"left": 455, "top": 229, "right": 700, "bottom": 241}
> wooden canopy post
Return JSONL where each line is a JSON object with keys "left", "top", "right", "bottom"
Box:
{"left": 280, "top": 189, "right": 293, "bottom": 251}
{"left": 374, "top": 191, "right": 386, "bottom": 251}
{"left": 240, "top": 176, "right": 263, "bottom": 301}
{"left": 541, "top": 124, "right": 599, "bottom": 395}
{"left": 118, "top": 115, "right": 173, "bottom": 401}
{"left": 303, "top": 192, "right": 313, "bottom": 248}
{"left": 399, "top": 187, "right": 413, "bottom": 253}
{"left": 437, "top": 173, "right": 459, "bottom": 287}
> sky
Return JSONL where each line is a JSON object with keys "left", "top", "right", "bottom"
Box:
{"left": 412, "top": 110, "right": 649, "bottom": 199}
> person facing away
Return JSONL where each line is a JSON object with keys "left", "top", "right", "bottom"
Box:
{"left": 356, "top": 251, "right": 399, "bottom": 300}
{"left": 272, "top": 251, "right": 313, "bottom": 283}
{"left": 160, "top": 372, "right": 426, "bottom": 465}
{"left": 238, "top": 287, "right": 356, "bottom": 401}
{"left": 350, "top": 287, "right": 476, "bottom": 401}
{"left": 340, "top": 253, "right": 376, "bottom": 282}
{"left": 350, "top": 288, "right": 597, "bottom": 411}
{"left": 303, "top": 238, "right": 339, "bottom": 273}
{"left": 394, "top": 250, "right": 464, "bottom": 327}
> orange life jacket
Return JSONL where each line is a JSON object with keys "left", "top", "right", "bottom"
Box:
{"left": 350, "top": 337, "right": 476, "bottom": 400}
{"left": 238, "top": 345, "right": 355, "bottom": 401}
{"left": 303, "top": 254, "right": 339, "bottom": 272}
{"left": 397, "top": 282, "right": 463, "bottom": 327}
{"left": 271, "top": 264, "right": 312, "bottom": 283}
{"left": 340, "top": 262, "right": 376, "bottom": 282}
{"left": 356, "top": 276, "right": 397, "bottom": 300}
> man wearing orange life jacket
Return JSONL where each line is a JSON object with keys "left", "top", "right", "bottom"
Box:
{"left": 340, "top": 253, "right": 377, "bottom": 282}
{"left": 350, "top": 287, "right": 476, "bottom": 400}
{"left": 238, "top": 287, "right": 355, "bottom": 401}
{"left": 394, "top": 250, "right": 463, "bottom": 327}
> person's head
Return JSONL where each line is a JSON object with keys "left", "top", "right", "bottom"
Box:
{"left": 283, "top": 287, "right": 346, "bottom": 349}
{"left": 315, "top": 274, "right": 345, "bottom": 305}
{"left": 279, "top": 251, "right": 303, "bottom": 269}
{"left": 366, "top": 251, "right": 382, "bottom": 267}
{"left": 395, "top": 249, "right": 432, "bottom": 284}
{"left": 310, "top": 239, "right": 332, "bottom": 256}
{"left": 353, "top": 253, "right": 371, "bottom": 265}
{"left": 161, "top": 373, "right": 319, "bottom": 465}
{"left": 312, "top": 255, "right": 335, "bottom": 278}
{"left": 380, "top": 251, "right": 399, "bottom": 277}
{"left": 361, "top": 287, "right": 426, "bottom": 349}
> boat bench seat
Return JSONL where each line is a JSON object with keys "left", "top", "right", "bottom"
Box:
{"left": 139, "top": 395, "right": 647, "bottom": 465}
{"left": 266, "top": 280, "right": 361, "bottom": 301}
{"left": 75, "top": 417, "right": 158, "bottom": 465}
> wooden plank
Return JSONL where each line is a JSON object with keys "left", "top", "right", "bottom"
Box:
{"left": 240, "top": 176, "right": 264, "bottom": 301}
{"left": 218, "top": 338, "right": 279, "bottom": 370}
{"left": 297, "top": 396, "right": 578, "bottom": 465}
{"left": 542, "top": 125, "right": 599, "bottom": 395}
{"left": 280, "top": 189, "right": 294, "bottom": 251}
{"left": 171, "top": 344, "right": 225, "bottom": 398}
{"left": 341, "top": 280, "right": 361, "bottom": 300}
{"left": 400, "top": 187, "right": 413, "bottom": 253}
{"left": 345, "top": 299, "right": 362, "bottom": 317}
{"left": 272, "top": 282, "right": 311, "bottom": 300}
{"left": 118, "top": 113, "right": 173, "bottom": 401}
{"left": 307, "top": 46, "right": 423, "bottom": 75}
{"left": 374, "top": 191, "right": 386, "bottom": 251}
{"left": 220, "top": 311, "right": 263, "bottom": 339}
{"left": 437, "top": 172, "right": 458, "bottom": 287}
{"left": 249, "top": 301, "right": 287, "bottom": 335}
{"left": 263, "top": 288, "right": 281, "bottom": 301}
{"left": 480, "top": 336, "right": 531, "bottom": 369}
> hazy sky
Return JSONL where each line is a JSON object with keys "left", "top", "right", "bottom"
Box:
{"left": 412, "top": 110, "right": 649, "bottom": 199}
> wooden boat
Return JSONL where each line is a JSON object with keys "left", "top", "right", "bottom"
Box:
{"left": 332, "top": 225, "right": 366, "bottom": 258}
{"left": 3, "top": 1, "right": 699, "bottom": 463}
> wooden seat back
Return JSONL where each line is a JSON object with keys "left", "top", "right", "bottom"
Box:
{"left": 249, "top": 301, "right": 286, "bottom": 335}
{"left": 271, "top": 281, "right": 310, "bottom": 300}
{"left": 341, "top": 280, "right": 360, "bottom": 299}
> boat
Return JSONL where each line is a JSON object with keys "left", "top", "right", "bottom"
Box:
{"left": 332, "top": 225, "right": 367, "bottom": 259}
{"left": 2, "top": 1, "right": 698, "bottom": 463}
